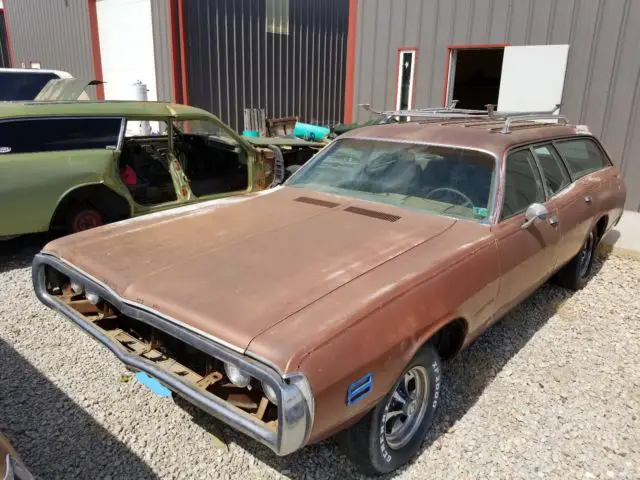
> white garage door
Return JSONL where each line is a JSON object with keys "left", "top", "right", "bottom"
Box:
{"left": 96, "top": 0, "right": 157, "bottom": 101}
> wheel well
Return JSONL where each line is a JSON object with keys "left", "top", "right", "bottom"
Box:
{"left": 595, "top": 215, "right": 608, "bottom": 241}
{"left": 427, "top": 318, "right": 468, "bottom": 361}
{"left": 51, "top": 185, "right": 131, "bottom": 230}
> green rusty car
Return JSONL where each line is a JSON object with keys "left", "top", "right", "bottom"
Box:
{"left": 0, "top": 85, "right": 324, "bottom": 239}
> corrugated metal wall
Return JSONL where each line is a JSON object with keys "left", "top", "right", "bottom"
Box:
{"left": 3, "top": 0, "right": 95, "bottom": 94}
{"left": 183, "top": 0, "right": 349, "bottom": 132}
{"left": 352, "top": 0, "right": 640, "bottom": 211}
{"left": 150, "top": 0, "right": 173, "bottom": 102}
{"left": 0, "top": 9, "right": 10, "bottom": 67}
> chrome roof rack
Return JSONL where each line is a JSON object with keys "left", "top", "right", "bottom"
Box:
{"left": 358, "top": 102, "right": 566, "bottom": 133}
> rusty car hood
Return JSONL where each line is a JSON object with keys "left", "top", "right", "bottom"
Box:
{"left": 42, "top": 187, "right": 461, "bottom": 354}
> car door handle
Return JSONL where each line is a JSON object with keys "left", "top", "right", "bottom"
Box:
{"left": 548, "top": 216, "right": 559, "bottom": 227}
{"left": 584, "top": 195, "right": 593, "bottom": 204}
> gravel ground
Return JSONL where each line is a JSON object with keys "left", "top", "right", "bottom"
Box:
{"left": 0, "top": 237, "right": 639, "bottom": 480}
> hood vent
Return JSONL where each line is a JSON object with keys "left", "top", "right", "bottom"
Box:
{"left": 294, "top": 196, "right": 340, "bottom": 208}
{"left": 344, "top": 206, "right": 401, "bottom": 222}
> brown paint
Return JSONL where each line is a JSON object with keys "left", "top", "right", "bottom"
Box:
{"left": 87, "top": 0, "right": 105, "bottom": 100}
{"left": 41, "top": 120, "right": 626, "bottom": 445}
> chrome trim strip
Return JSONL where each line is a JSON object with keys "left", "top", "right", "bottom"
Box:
{"left": 32, "top": 254, "right": 312, "bottom": 456}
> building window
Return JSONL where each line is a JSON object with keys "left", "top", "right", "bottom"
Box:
{"left": 266, "top": 0, "right": 289, "bottom": 35}
{"left": 396, "top": 49, "right": 416, "bottom": 111}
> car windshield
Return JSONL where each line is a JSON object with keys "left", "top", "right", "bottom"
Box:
{"left": 286, "top": 138, "right": 496, "bottom": 221}
{"left": 172, "top": 119, "right": 237, "bottom": 144}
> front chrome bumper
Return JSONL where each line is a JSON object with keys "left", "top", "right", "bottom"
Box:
{"left": 32, "top": 253, "right": 313, "bottom": 456}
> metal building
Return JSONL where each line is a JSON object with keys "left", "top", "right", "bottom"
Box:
{"left": 3, "top": 0, "right": 640, "bottom": 210}
{"left": 347, "top": 0, "right": 640, "bottom": 211}
{"left": 2, "top": 0, "right": 349, "bottom": 131}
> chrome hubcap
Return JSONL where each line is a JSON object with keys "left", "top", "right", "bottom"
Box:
{"left": 383, "top": 366, "right": 429, "bottom": 450}
{"left": 578, "top": 232, "right": 594, "bottom": 278}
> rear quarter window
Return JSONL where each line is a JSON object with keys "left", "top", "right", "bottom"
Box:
{"left": 0, "top": 118, "right": 122, "bottom": 154}
{"left": 554, "top": 138, "right": 609, "bottom": 180}
{"left": 0, "top": 72, "right": 59, "bottom": 100}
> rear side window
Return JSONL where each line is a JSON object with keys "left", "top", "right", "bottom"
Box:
{"left": 532, "top": 144, "right": 570, "bottom": 196}
{"left": 0, "top": 118, "right": 122, "bottom": 154}
{"left": 555, "top": 138, "right": 608, "bottom": 180}
{"left": 0, "top": 72, "right": 59, "bottom": 100}
{"left": 501, "top": 150, "right": 545, "bottom": 220}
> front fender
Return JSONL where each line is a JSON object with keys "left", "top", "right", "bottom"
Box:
{"left": 297, "top": 241, "right": 500, "bottom": 444}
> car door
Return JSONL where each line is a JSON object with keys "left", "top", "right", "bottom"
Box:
{"left": 529, "top": 142, "right": 594, "bottom": 267}
{"left": 551, "top": 138, "right": 603, "bottom": 264}
{"left": 492, "top": 148, "right": 561, "bottom": 316}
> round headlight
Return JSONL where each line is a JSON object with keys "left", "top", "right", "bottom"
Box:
{"left": 224, "top": 362, "right": 251, "bottom": 387}
{"left": 70, "top": 281, "right": 84, "bottom": 295}
{"left": 85, "top": 290, "right": 100, "bottom": 305}
{"left": 261, "top": 381, "right": 279, "bottom": 405}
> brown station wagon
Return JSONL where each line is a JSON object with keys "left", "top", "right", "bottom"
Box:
{"left": 33, "top": 110, "right": 626, "bottom": 475}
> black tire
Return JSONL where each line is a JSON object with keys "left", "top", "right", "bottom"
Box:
{"left": 65, "top": 203, "right": 104, "bottom": 234}
{"left": 556, "top": 228, "right": 597, "bottom": 290}
{"left": 339, "top": 345, "right": 442, "bottom": 476}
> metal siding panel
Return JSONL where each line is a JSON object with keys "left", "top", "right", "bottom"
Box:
{"left": 561, "top": 0, "right": 600, "bottom": 125}
{"left": 549, "top": 0, "right": 575, "bottom": 44}
{"left": 470, "top": 0, "right": 491, "bottom": 44}
{"left": 528, "top": 0, "right": 552, "bottom": 45}
{"left": 355, "top": 0, "right": 377, "bottom": 122}
{"left": 4, "top": 0, "right": 95, "bottom": 96}
{"left": 387, "top": 0, "right": 406, "bottom": 110}
{"left": 488, "top": 0, "right": 511, "bottom": 44}
{"left": 420, "top": 0, "right": 440, "bottom": 107}
{"left": 151, "top": 0, "right": 173, "bottom": 102}
{"left": 403, "top": 0, "right": 421, "bottom": 46}
{"left": 371, "top": 0, "right": 391, "bottom": 112}
{"left": 452, "top": 0, "right": 473, "bottom": 44}
{"left": 582, "top": 0, "right": 626, "bottom": 138}
{"left": 505, "top": 0, "right": 533, "bottom": 45}
{"left": 430, "top": 0, "right": 456, "bottom": 106}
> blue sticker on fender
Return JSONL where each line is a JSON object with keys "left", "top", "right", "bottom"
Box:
{"left": 347, "top": 373, "right": 373, "bottom": 405}
{"left": 135, "top": 372, "right": 172, "bottom": 398}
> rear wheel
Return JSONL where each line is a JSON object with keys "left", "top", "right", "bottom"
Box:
{"left": 556, "top": 228, "right": 597, "bottom": 290}
{"left": 65, "top": 204, "right": 104, "bottom": 234}
{"left": 339, "top": 345, "right": 442, "bottom": 476}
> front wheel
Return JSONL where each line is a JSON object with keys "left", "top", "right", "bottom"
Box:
{"left": 556, "top": 228, "right": 597, "bottom": 290}
{"left": 339, "top": 345, "right": 442, "bottom": 476}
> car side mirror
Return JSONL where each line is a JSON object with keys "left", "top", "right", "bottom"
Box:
{"left": 520, "top": 203, "right": 549, "bottom": 229}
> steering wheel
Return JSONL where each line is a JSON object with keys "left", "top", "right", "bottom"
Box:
{"left": 425, "top": 187, "right": 474, "bottom": 207}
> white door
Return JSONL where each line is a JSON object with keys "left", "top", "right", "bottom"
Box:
{"left": 497, "top": 45, "right": 570, "bottom": 113}
{"left": 96, "top": 0, "right": 157, "bottom": 101}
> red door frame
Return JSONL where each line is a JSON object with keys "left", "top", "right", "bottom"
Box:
{"left": 1, "top": 1, "right": 15, "bottom": 67}
{"left": 441, "top": 43, "right": 509, "bottom": 107}
{"left": 87, "top": 0, "right": 105, "bottom": 100}
{"left": 394, "top": 47, "right": 418, "bottom": 111}
{"left": 343, "top": 0, "right": 358, "bottom": 124}
{"left": 168, "top": 0, "right": 189, "bottom": 104}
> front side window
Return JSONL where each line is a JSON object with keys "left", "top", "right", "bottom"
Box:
{"left": 533, "top": 144, "right": 570, "bottom": 196}
{"left": 287, "top": 138, "right": 496, "bottom": 221}
{"left": 501, "top": 150, "right": 545, "bottom": 220}
{"left": 555, "top": 138, "right": 608, "bottom": 180}
{"left": 0, "top": 117, "right": 122, "bottom": 154}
